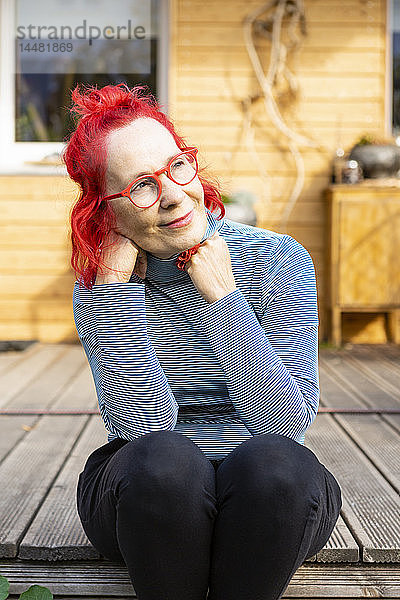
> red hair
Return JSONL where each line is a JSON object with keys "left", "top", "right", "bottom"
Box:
{"left": 62, "top": 82, "right": 225, "bottom": 290}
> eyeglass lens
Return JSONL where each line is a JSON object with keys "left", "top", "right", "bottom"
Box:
{"left": 129, "top": 152, "right": 197, "bottom": 207}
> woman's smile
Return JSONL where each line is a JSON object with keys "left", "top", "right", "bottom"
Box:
{"left": 161, "top": 209, "right": 194, "bottom": 228}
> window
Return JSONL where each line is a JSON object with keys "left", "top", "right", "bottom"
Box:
{"left": 391, "top": 0, "right": 400, "bottom": 135}
{"left": 0, "top": 0, "right": 168, "bottom": 169}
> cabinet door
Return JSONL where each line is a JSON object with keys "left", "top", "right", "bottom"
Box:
{"left": 339, "top": 197, "right": 400, "bottom": 307}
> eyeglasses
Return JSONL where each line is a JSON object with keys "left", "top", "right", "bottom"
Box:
{"left": 101, "top": 147, "right": 199, "bottom": 208}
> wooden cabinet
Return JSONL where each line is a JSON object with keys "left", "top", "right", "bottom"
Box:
{"left": 325, "top": 184, "right": 400, "bottom": 347}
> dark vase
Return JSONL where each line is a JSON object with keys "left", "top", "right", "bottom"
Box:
{"left": 349, "top": 144, "right": 400, "bottom": 178}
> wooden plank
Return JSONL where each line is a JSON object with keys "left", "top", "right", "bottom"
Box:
{"left": 0, "top": 275, "right": 75, "bottom": 297}
{"left": 0, "top": 199, "right": 70, "bottom": 222}
{"left": 345, "top": 351, "right": 400, "bottom": 392}
{"left": 328, "top": 414, "right": 400, "bottom": 495}
{"left": 0, "top": 224, "right": 70, "bottom": 246}
{"left": 4, "top": 345, "right": 84, "bottom": 410}
{"left": 0, "top": 250, "right": 71, "bottom": 272}
{"left": 176, "top": 24, "right": 384, "bottom": 50}
{"left": 19, "top": 416, "right": 107, "bottom": 560}
{"left": 178, "top": 101, "right": 382, "bottom": 127}
{"left": 318, "top": 361, "right": 378, "bottom": 410}
{"left": 177, "top": 47, "right": 384, "bottom": 75}
{"left": 0, "top": 344, "right": 43, "bottom": 459}
{"left": 2, "top": 561, "right": 400, "bottom": 597}
{"left": 55, "top": 357, "right": 98, "bottom": 410}
{"left": 0, "top": 322, "right": 78, "bottom": 344}
{"left": 177, "top": 0, "right": 384, "bottom": 23}
{"left": 0, "top": 415, "right": 87, "bottom": 557}
{"left": 197, "top": 151, "right": 332, "bottom": 176}
{"left": 315, "top": 514, "right": 359, "bottom": 563}
{"left": 0, "top": 343, "right": 40, "bottom": 374}
{"left": 175, "top": 74, "right": 382, "bottom": 99}
{"left": 305, "top": 414, "right": 400, "bottom": 562}
{"left": 0, "top": 348, "right": 96, "bottom": 490}
{"left": 319, "top": 353, "right": 400, "bottom": 410}
{"left": 0, "top": 301, "right": 73, "bottom": 321}
{"left": 0, "top": 416, "right": 39, "bottom": 464}
{"left": 0, "top": 176, "right": 75, "bottom": 196}
{"left": 318, "top": 345, "right": 400, "bottom": 447}
{"left": 0, "top": 344, "right": 96, "bottom": 412}
{"left": 0, "top": 344, "right": 66, "bottom": 408}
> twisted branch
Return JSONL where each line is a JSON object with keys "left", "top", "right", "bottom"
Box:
{"left": 241, "top": 0, "right": 318, "bottom": 232}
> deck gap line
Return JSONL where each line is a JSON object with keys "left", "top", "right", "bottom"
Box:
{"left": 14, "top": 415, "right": 91, "bottom": 558}
{"left": 329, "top": 411, "right": 392, "bottom": 481}
{"left": 344, "top": 355, "right": 400, "bottom": 400}
{"left": 319, "top": 361, "right": 376, "bottom": 409}
{"left": 334, "top": 496, "right": 364, "bottom": 556}
{"left": 57, "top": 362, "right": 92, "bottom": 402}
{"left": 331, "top": 413, "right": 400, "bottom": 498}
{"left": 381, "top": 414, "right": 400, "bottom": 436}
{"left": 52, "top": 354, "right": 91, "bottom": 407}
{"left": 0, "top": 415, "right": 43, "bottom": 469}
{"left": 2, "top": 345, "right": 72, "bottom": 409}
{"left": 46, "top": 414, "right": 93, "bottom": 478}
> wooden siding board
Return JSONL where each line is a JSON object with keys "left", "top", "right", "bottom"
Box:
{"left": 0, "top": 224, "right": 70, "bottom": 246}
{"left": 177, "top": 0, "right": 383, "bottom": 23}
{"left": 177, "top": 24, "right": 385, "bottom": 50}
{"left": 0, "top": 323, "right": 78, "bottom": 344}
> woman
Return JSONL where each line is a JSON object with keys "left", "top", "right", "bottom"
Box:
{"left": 64, "top": 82, "right": 342, "bottom": 600}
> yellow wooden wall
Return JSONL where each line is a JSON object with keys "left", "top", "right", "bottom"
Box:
{"left": 0, "top": 176, "right": 78, "bottom": 343}
{"left": 0, "top": 0, "right": 390, "bottom": 344}
{"left": 169, "top": 0, "right": 388, "bottom": 343}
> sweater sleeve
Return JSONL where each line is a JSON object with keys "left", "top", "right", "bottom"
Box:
{"left": 72, "top": 278, "right": 179, "bottom": 440}
{"left": 196, "top": 235, "right": 320, "bottom": 441}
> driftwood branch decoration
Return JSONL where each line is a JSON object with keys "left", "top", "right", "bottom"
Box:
{"left": 241, "top": 0, "right": 317, "bottom": 232}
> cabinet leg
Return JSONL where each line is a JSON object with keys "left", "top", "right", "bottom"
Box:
{"left": 331, "top": 308, "right": 342, "bottom": 348}
{"left": 387, "top": 309, "right": 400, "bottom": 344}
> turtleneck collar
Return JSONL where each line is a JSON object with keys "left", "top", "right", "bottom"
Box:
{"left": 144, "top": 206, "right": 225, "bottom": 283}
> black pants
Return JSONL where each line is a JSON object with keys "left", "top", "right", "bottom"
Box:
{"left": 76, "top": 430, "right": 342, "bottom": 600}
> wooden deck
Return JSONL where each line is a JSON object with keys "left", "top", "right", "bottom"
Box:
{"left": 0, "top": 342, "right": 400, "bottom": 598}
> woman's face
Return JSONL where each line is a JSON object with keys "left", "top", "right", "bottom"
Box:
{"left": 103, "top": 117, "right": 207, "bottom": 259}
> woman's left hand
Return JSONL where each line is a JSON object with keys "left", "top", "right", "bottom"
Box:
{"left": 184, "top": 231, "right": 237, "bottom": 304}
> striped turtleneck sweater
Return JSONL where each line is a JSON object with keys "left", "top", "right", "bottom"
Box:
{"left": 72, "top": 207, "right": 320, "bottom": 460}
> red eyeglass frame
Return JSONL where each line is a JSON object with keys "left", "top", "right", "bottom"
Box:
{"left": 101, "top": 147, "right": 199, "bottom": 208}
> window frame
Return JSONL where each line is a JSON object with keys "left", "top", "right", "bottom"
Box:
{"left": 0, "top": 0, "right": 169, "bottom": 171}
{"left": 388, "top": 0, "right": 394, "bottom": 137}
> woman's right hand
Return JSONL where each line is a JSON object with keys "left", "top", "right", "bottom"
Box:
{"left": 95, "top": 229, "right": 147, "bottom": 285}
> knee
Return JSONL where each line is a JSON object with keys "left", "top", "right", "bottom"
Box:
{"left": 220, "top": 433, "right": 323, "bottom": 501}
{"left": 115, "top": 430, "right": 213, "bottom": 495}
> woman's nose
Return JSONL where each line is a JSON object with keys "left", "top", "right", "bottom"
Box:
{"left": 158, "top": 175, "right": 186, "bottom": 206}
